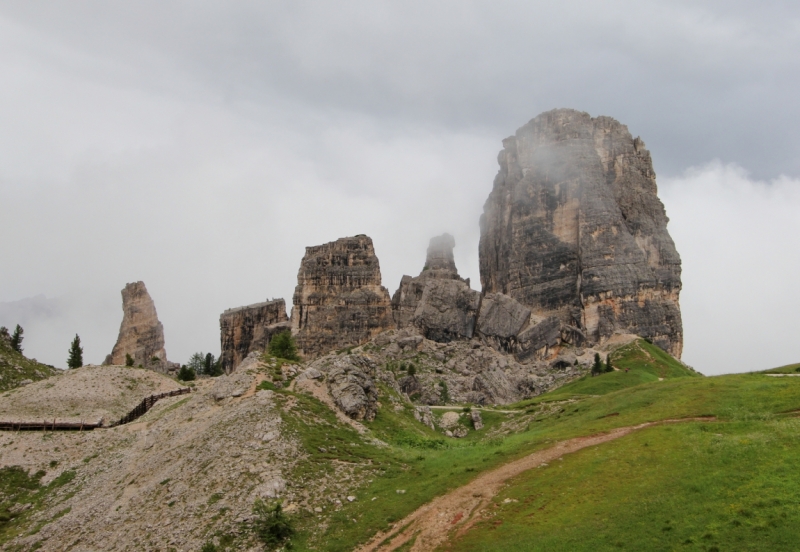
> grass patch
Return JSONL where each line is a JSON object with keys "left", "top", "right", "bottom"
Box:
{"left": 0, "top": 467, "right": 76, "bottom": 545}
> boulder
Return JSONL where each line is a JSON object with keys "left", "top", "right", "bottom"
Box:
{"left": 413, "top": 405, "right": 435, "bottom": 430}
{"left": 412, "top": 279, "right": 480, "bottom": 342}
{"left": 476, "top": 292, "right": 531, "bottom": 346}
{"left": 515, "top": 316, "right": 562, "bottom": 362}
{"left": 326, "top": 355, "right": 379, "bottom": 421}
{"left": 479, "top": 109, "right": 683, "bottom": 357}
{"left": 469, "top": 367, "right": 517, "bottom": 405}
{"left": 470, "top": 410, "right": 484, "bottom": 430}
{"left": 439, "top": 411, "right": 460, "bottom": 429}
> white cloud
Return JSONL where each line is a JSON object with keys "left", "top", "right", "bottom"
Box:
{"left": 661, "top": 162, "right": 800, "bottom": 374}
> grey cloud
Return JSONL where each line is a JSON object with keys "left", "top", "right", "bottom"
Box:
{"left": 2, "top": 1, "right": 800, "bottom": 176}
{"left": 0, "top": 1, "right": 798, "bottom": 373}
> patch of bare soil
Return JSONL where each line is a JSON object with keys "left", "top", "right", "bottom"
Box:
{"left": 357, "top": 417, "right": 715, "bottom": 552}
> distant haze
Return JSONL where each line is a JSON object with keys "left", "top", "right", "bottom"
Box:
{"left": 1, "top": 1, "right": 799, "bottom": 375}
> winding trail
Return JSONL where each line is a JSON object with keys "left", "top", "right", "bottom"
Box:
{"left": 357, "top": 417, "right": 714, "bottom": 552}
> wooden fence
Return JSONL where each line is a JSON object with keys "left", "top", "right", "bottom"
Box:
{"left": 0, "top": 387, "right": 191, "bottom": 431}
{"left": 109, "top": 387, "right": 191, "bottom": 427}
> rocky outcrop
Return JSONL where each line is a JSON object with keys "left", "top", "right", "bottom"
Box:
{"left": 219, "top": 299, "right": 290, "bottom": 373}
{"left": 475, "top": 292, "right": 531, "bottom": 349}
{"left": 479, "top": 109, "right": 683, "bottom": 357}
{"left": 291, "top": 235, "right": 395, "bottom": 358}
{"left": 392, "top": 234, "right": 481, "bottom": 342}
{"left": 105, "top": 282, "right": 171, "bottom": 372}
{"left": 326, "top": 355, "right": 379, "bottom": 421}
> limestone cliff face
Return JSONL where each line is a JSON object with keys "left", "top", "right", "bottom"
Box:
{"left": 105, "top": 282, "right": 170, "bottom": 370}
{"left": 392, "top": 234, "right": 480, "bottom": 342}
{"left": 290, "top": 235, "right": 395, "bottom": 358}
{"left": 219, "top": 299, "right": 290, "bottom": 373}
{"left": 479, "top": 109, "right": 683, "bottom": 357}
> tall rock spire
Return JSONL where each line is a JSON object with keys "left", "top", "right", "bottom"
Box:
{"left": 478, "top": 109, "right": 683, "bottom": 357}
{"left": 104, "top": 281, "right": 170, "bottom": 370}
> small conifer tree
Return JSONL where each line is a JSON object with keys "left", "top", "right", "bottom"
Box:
{"left": 268, "top": 331, "right": 300, "bottom": 361}
{"left": 10, "top": 324, "right": 23, "bottom": 353}
{"left": 177, "top": 365, "right": 196, "bottom": 381}
{"left": 407, "top": 363, "right": 417, "bottom": 377}
{"left": 252, "top": 500, "right": 294, "bottom": 549}
{"left": 125, "top": 353, "right": 134, "bottom": 367}
{"left": 605, "top": 357, "right": 615, "bottom": 373}
{"left": 591, "top": 353, "right": 604, "bottom": 376}
{"left": 67, "top": 334, "right": 83, "bottom": 369}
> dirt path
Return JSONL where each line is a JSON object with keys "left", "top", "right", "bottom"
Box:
{"left": 357, "top": 417, "right": 714, "bottom": 552}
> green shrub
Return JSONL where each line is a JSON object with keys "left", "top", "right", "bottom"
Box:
{"left": 251, "top": 500, "right": 294, "bottom": 549}
{"left": 200, "top": 541, "right": 218, "bottom": 552}
{"left": 407, "top": 363, "right": 417, "bottom": 377}
{"left": 439, "top": 381, "right": 450, "bottom": 403}
{"left": 268, "top": 331, "right": 300, "bottom": 362}
{"left": 177, "top": 366, "right": 196, "bottom": 381}
{"left": 125, "top": 353, "right": 134, "bottom": 367}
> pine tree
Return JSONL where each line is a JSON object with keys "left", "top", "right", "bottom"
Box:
{"left": 10, "top": 324, "right": 23, "bottom": 353}
{"left": 125, "top": 353, "right": 134, "bottom": 367}
{"left": 187, "top": 352, "right": 206, "bottom": 374}
{"left": 67, "top": 334, "right": 83, "bottom": 369}
{"left": 592, "top": 353, "right": 604, "bottom": 376}
{"left": 605, "top": 357, "right": 615, "bottom": 373}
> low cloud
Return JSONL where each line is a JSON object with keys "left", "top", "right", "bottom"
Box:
{"left": 661, "top": 162, "right": 800, "bottom": 374}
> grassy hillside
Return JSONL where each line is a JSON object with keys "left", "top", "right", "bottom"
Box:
{"left": 281, "top": 342, "right": 800, "bottom": 551}
{"left": 439, "top": 362, "right": 800, "bottom": 551}
{"left": 2, "top": 335, "right": 798, "bottom": 552}
{"left": 761, "top": 362, "right": 800, "bottom": 374}
{"left": 0, "top": 338, "right": 57, "bottom": 392}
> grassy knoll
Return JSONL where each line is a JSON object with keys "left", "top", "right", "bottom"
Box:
{"left": 529, "top": 339, "right": 699, "bottom": 402}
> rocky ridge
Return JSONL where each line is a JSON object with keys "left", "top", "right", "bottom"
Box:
{"left": 104, "top": 282, "right": 173, "bottom": 372}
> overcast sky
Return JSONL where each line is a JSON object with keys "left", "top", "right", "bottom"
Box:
{"left": 1, "top": 1, "right": 798, "bottom": 375}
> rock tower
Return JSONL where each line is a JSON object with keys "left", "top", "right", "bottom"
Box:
{"left": 290, "top": 235, "right": 394, "bottom": 358}
{"left": 392, "top": 233, "right": 480, "bottom": 342}
{"left": 479, "top": 109, "right": 683, "bottom": 356}
{"left": 219, "top": 299, "right": 290, "bottom": 373}
{"left": 105, "top": 281, "right": 171, "bottom": 370}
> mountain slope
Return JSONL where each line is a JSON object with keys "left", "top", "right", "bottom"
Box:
{"left": 0, "top": 338, "right": 57, "bottom": 392}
